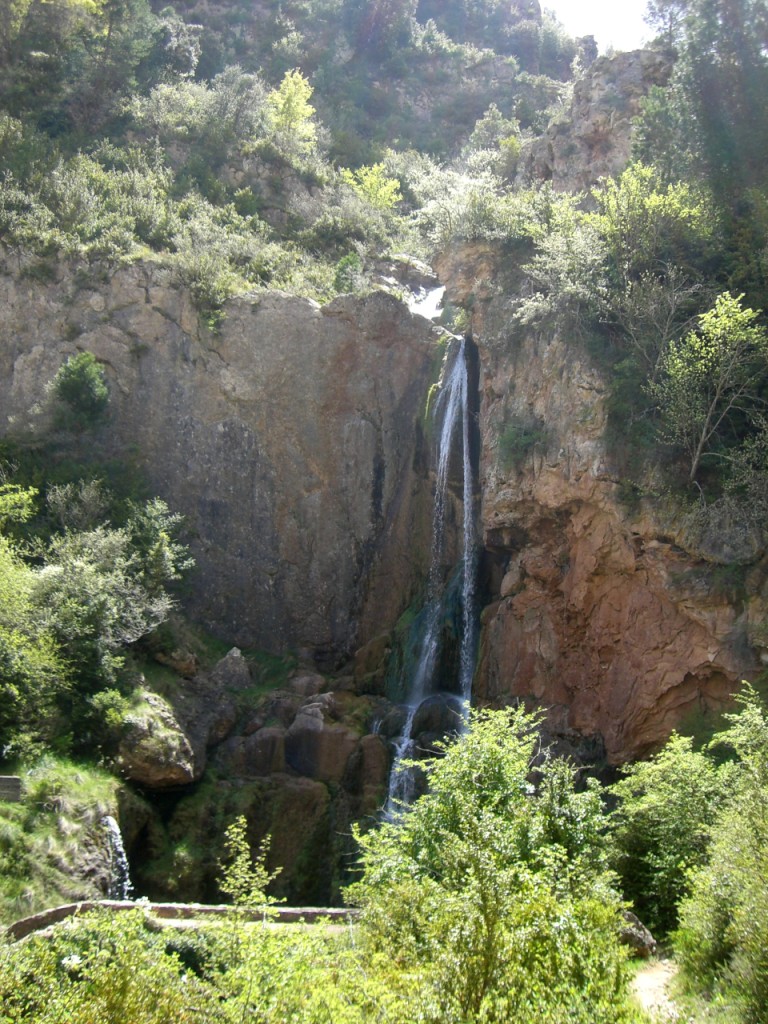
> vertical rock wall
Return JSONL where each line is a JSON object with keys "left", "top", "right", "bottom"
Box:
{"left": 0, "top": 257, "right": 442, "bottom": 663}
{"left": 437, "top": 243, "right": 766, "bottom": 764}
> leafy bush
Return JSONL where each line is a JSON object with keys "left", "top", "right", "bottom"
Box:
{"left": 219, "top": 815, "right": 282, "bottom": 909}
{"left": 340, "top": 162, "right": 402, "bottom": 209}
{"left": 128, "top": 67, "right": 269, "bottom": 168}
{"left": 51, "top": 352, "right": 109, "bottom": 430}
{"left": 347, "top": 707, "right": 641, "bottom": 1024}
{"left": 333, "top": 252, "right": 364, "bottom": 292}
{"left": 675, "top": 688, "right": 768, "bottom": 1022}
{"left": 0, "top": 908, "right": 222, "bottom": 1023}
{"left": 649, "top": 292, "right": 768, "bottom": 483}
{"left": 516, "top": 211, "right": 608, "bottom": 334}
{"left": 610, "top": 732, "right": 728, "bottom": 935}
{"left": 590, "top": 163, "right": 715, "bottom": 283}
{"left": 497, "top": 417, "right": 549, "bottom": 471}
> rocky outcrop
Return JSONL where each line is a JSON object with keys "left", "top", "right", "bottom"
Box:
{"left": 437, "top": 243, "right": 766, "bottom": 763}
{"left": 109, "top": 644, "right": 391, "bottom": 902}
{"left": 520, "top": 47, "right": 673, "bottom": 193}
{"left": 0, "top": 257, "right": 441, "bottom": 664}
{"left": 117, "top": 649, "right": 246, "bottom": 787}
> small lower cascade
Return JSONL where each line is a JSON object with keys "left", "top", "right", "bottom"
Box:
{"left": 384, "top": 337, "right": 479, "bottom": 818}
{"left": 103, "top": 815, "right": 133, "bottom": 900}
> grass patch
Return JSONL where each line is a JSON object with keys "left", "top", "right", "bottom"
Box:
{"left": 0, "top": 756, "right": 137, "bottom": 924}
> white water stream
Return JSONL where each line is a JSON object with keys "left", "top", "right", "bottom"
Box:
{"left": 384, "top": 338, "right": 477, "bottom": 818}
{"left": 408, "top": 285, "right": 446, "bottom": 321}
{"left": 103, "top": 815, "right": 133, "bottom": 900}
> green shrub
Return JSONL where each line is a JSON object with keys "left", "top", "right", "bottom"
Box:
{"left": 0, "top": 909, "right": 223, "bottom": 1023}
{"left": 674, "top": 688, "right": 768, "bottom": 1021}
{"left": 333, "top": 252, "right": 364, "bottom": 292}
{"left": 51, "top": 352, "right": 109, "bottom": 430}
{"left": 347, "top": 707, "right": 641, "bottom": 1024}
{"left": 609, "top": 732, "right": 728, "bottom": 935}
{"left": 497, "top": 417, "right": 549, "bottom": 471}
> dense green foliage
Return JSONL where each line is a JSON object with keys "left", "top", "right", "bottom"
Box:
{"left": 0, "top": 710, "right": 646, "bottom": 1024}
{"left": 0, "top": 470, "right": 192, "bottom": 760}
{"left": 673, "top": 688, "right": 768, "bottom": 1022}
{"left": 348, "top": 707, "right": 640, "bottom": 1024}
{"left": 609, "top": 686, "right": 768, "bottom": 1022}
{"left": 610, "top": 732, "right": 728, "bottom": 934}
{"left": 51, "top": 351, "right": 110, "bottom": 428}
{"left": 0, "top": 0, "right": 582, "bottom": 316}
{"left": 2, "top": 3, "right": 768, "bottom": 1021}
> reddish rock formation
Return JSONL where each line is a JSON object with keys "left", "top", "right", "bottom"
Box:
{"left": 437, "top": 242, "right": 766, "bottom": 763}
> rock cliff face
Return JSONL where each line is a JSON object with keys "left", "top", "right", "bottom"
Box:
{"left": 0, "top": 257, "right": 441, "bottom": 665}
{"left": 0, "top": 254, "right": 450, "bottom": 901}
{"left": 436, "top": 244, "right": 766, "bottom": 764}
{"left": 520, "top": 48, "right": 673, "bottom": 192}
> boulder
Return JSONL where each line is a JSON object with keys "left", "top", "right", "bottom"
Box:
{"left": 118, "top": 692, "right": 198, "bottom": 787}
{"left": 117, "top": 650, "right": 241, "bottom": 788}
{"left": 620, "top": 910, "right": 657, "bottom": 958}
{"left": 284, "top": 703, "right": 360, "bottom": 783}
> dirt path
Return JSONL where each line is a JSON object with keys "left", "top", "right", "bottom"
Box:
{"left": 633, "top": 958, "right": 679, "bottom": 1019}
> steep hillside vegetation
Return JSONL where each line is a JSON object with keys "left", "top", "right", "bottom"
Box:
{"left": 2, "top": 2, "right": 768, "bottom": 1021}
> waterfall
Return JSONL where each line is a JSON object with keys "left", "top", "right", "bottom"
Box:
{"left": 384, "top": 337, "right": 478, "bottom": 818}
{"left": 103, "top": 815, "right": 133, "bottom": 900}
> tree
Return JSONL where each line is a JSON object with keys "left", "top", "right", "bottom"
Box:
{"left": 645, "top": 0, "right": 768, "bottom": 303}
{"left": 644, "top": 0, "right": 690, "bottom": 44}
{"left": 219, "top": 816, "right": 282, "bottom": 910}
{"left": 344, "top": 0, "right": 417, "bottom": 55}
{"left": 0, "top": 484, "right": 68, "bottom": 759}
{"left": 51, "top": 351, "right": 109, "bottom": 430}
{"left": 347, "top": 708, "right": 638, "bottom": 1024}
{"left": 265, "top": 69, "right": 317, "bottom": 157}
{"left": 675, "top": 687, "right": 768, "bottom": 1021}
{"left": 590, "top": 163, "right": 714, "bottom": 288}
{"left": 632, "top": 85, "right": 695, "bottom": 186}
{"left": 340, "top": 163, "right": 402, "bottom": 209}
{"left": 682, "top": 0, "right": 768, "bottom": 199}
{"left": 608, "top": 265, "right": 707, "bottom": 379}
{"left": 649, "top": 292, "right": 768, "bottom": 481}
{"left": 64, "top": 0, "right": 161, "bottom": 133}
{"left": 31, "top": 495, "right": 191, "bottom": 695}
{"left": 610, "top": 732, "right": 727, "bottom": 934}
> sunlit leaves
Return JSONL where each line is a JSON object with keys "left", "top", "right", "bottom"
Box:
{"left": 266, "top": 69, "right": 318, "bottom": 156}
{"left": 649, "top": 291, "right": 768, "bottom": 480}
{"left": 674, "top": 687, "right": 768, "bottom": 1021}
{"left": 610, "top": 732, "right": 727, "bottom": 933}
{"left": 219, "top": 815, "right": 282, "bottom": 910}
{"left": 347, "top": 707, "right": 637, "bottom": 1024}
{"left": 341, "top": 163, "right": 402, "bottom": 209}
{"left": 589, "top": 162, "right": 715, "bottom": 285}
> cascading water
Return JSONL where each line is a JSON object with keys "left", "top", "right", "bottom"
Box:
{"left": 384, "top": 337, "right": 478, "bottom": 818}
{"left": 103, "top": 815, "right": 133, "bottom": 900}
